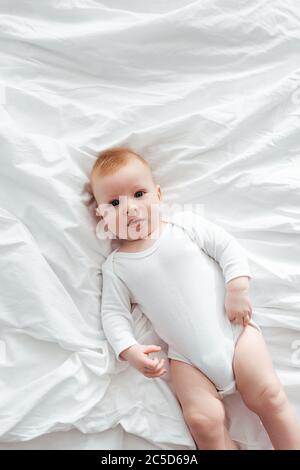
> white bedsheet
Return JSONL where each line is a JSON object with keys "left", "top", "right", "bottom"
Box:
{"left": 0, "top": 0, "right": 299, "bottom": 450}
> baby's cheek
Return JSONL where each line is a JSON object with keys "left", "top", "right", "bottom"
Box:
{"left": 114, "top": 216, "right": 129, "bottom": 238}
{"left": 101, "top": 212, "right": 116, "bottom": 235}
{"left": 108, "top": 221, "right": 119, "bottom": 237}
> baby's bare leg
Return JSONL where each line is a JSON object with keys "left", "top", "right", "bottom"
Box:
{"left": 233, "top": 324, "right": 300, "bottom": 450}
{"left": 169, "top": 359, "right": 239, "bottom": 450}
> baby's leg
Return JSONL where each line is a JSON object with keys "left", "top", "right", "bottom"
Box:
{"left": 169, "top": 359, "right": 239, "bottom": 450}
{"left": 233, "top": 324, "right": 300, "bottom": 450}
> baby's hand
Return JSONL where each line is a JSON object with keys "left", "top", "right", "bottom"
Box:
{"left": 224, "top": 286, "right": 252, "bottom": 327}
{"left": 120, "top": 344, "right": 167, "bottom": 378}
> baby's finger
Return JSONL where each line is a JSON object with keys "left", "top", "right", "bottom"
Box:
{"left": 148, "top": 359, "right": 164, "bottom": 372}
{"left": 144, "top": 360, "right": 165, "bottom": 374}
{"left": 153, "top": 358, "right": 164, "bottom": 369}
{"left": 146, "top": 357, "right": 160, "bottom": 370}
{"left": 154, "top": 358, "right": 165, "bottom": 372}
{"left": 146, "top": 358, "right": 164, "bottom": 371}
{"left": 144, "top": 368, "right": 167, "bottom": 378}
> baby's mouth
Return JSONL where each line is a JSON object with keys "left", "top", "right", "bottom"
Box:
{"left": 127, "top": 218, "right": 144, "bottom": 227}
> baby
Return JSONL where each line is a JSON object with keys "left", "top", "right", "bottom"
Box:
{"left": 90, "top": 146, "right": 300, "bottom": 450}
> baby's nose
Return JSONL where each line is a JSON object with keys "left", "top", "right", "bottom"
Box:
{"left": 127, "top": 198, "right": 139, "bottom": 212}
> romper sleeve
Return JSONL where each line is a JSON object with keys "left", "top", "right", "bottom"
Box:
{"left": 101, "top": 263, "right": 139, "bottom": 362}
{"left": 189, "top": 211, "right": 252, "bottom": 284}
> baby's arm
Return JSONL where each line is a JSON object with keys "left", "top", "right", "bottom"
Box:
{"left": 191, "top": 212, "right": 252, "bottom": 284}
{"left": 101, "top": 265, "right": 138, "bottom": 363}
{"left": 101, "top": 265, "right": 166, "bottom": 376}
{"left": 191, "top": 212, "right": 252, "bottom": 325}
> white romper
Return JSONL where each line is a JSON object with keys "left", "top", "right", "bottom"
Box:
{"left": 100, "top": 210, "right": 261, "bottom": 397}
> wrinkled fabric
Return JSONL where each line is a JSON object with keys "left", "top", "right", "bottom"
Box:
{"left": 0, "top": 0, "right": 299, "bottom": 449}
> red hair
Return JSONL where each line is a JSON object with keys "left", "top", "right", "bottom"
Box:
{"left": 90, "top": 146, "right": 151, "bottom": 181}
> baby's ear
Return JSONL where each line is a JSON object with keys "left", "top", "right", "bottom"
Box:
{"left": 95, "top": 207, "right": 103, "bottom": 220}
{"left": 82, "top": 182, "right": 95, "bottom": 206}
{"left": 82, "top": 182, "right": 99, "bottom": 223}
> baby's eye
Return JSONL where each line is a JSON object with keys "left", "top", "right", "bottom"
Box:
{"left": 110, "top": 199, "right": 119, "bottom": 207}
{"left": 134, "top": 190, "right": 145, "bottom": 198}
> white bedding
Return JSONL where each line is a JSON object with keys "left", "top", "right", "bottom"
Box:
{"left": 0, "top": 0, "right": 299, "bottom": 450}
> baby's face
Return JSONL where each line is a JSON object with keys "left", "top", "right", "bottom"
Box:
{"left": 92, "top": 159, "right": 162, "bottom": 241}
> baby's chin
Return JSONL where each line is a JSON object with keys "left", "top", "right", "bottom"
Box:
{"left": 117, "top": 231, "right": 150, "bottom": 241}
{"left": 115, "top": 219, "right": 153, "bottom": 240}
{"left": 115, "top": 228, "right": 154, "bottom": 241}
